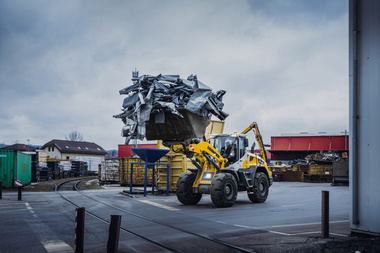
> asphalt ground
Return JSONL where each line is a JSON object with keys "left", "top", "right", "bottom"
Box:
{"left": 0, "top": 182, "right": 379, "bottom": 253}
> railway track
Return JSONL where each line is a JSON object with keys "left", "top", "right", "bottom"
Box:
{"left": 55, "top": 178, "right": 255, "bottom": 253}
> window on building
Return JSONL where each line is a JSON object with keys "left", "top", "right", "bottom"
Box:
{"left": 52, "top": 147, "right": 54, "bottom": 152}
{"left": 66, "top": 156, "right": 70, "bottom": 160}
{"left": 48, "top": 147, "right": 51, "bottom": 152}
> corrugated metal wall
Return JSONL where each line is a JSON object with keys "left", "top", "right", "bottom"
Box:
{"left": 15, "top": 152, "right": 31, "bottom": 185}
{"left": 0, "top": 150, "right": 31, "bottom": 187}
{"left": 349, "top": 0, "right": 380, "bottom": 234}
{"left": 0, "top": 150, "right": 14, "bottom": 187}
{"left": 271, "top": 135, "right": 349, "bottom": 151}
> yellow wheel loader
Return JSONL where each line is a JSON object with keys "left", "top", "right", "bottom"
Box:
{"left": 169, "top": 122, "right": 273, "bottom": 208}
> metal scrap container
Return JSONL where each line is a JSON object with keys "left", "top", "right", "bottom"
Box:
{"left": 302, "top": 164, "right": 333, "bottom": 183}
{"left": 156, "top": 154, "right": 195, "bottom": 192}
{"left": 308, "top": 164, "right": 333, "bottom": 175}
{"left": 204, "top": 120, "right": 225, "bottom": 139}
{"left": 119, "top": 157, "right": 153, "bottom": 186}
{"left": 332, "top": 161, "right": 349, "bottom": 185}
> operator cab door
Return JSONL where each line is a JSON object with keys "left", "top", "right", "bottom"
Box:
{"left": 229, "top": 137, "right": 248, "bottom": 170}
{"left": 211, "top": 135, "right": 248, "bottom": 168}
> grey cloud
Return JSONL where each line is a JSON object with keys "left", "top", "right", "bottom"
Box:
{"left": 0, "top": 0, "right": 349, "bottom": 149}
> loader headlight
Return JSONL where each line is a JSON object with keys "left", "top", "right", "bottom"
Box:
{"left": 202, "top": 172, "right": 215, "bottom": 180}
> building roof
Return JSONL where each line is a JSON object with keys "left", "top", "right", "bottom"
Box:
{"left": 0, "top": 143, "right": 36, "bottom": 151}
{"left": 42, "top": 139, "right": 107, "bottom": 155}
{"left": 273, "top": 132, "right": 349, "bottom": 137}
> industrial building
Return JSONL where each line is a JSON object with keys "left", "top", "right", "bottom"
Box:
{"left": 269, "top": 132, "right": 349, "bottom": 162}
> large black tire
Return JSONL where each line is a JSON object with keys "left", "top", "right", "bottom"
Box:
{"left": 248, "top": 172, "right": 269, "bottom": 203}
{"left": 210, "top": 173, "right": 237, "bottom": 208}
{"left": 176, "top": 173, "right": 202, "bottom": 205}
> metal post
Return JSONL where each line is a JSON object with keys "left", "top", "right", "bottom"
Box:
{"left": 144, "top": 163, "right": 148, "bottom": 196}
{"left": 98, "top": 164, "right": 101, "bottom": 181}
{"left": 322, "top": 190, "right": 329, "bottom": 238}
{"left": 152, "top": 165, "right": 155, "bottom": 194}
{"left": 18, "top": 186, "right": 22, "bottom": 201}
{"left": 75, "top": 207, "right": 85, "bottom": 253}
{"left": 0, "top": 181, "right": 2, "bottom": 199}
{"left": 129, "top": 164, "right": 133, "bottom": 194}
{"left": 107, "top": 215, "right": 122, "bottom": 253}
{"left": 166, "top": 164, "right": 170, "bottom": 196}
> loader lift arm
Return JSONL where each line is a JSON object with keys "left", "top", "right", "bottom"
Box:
{"left": 241, "top": 122, "right": 268, "bottom": 163}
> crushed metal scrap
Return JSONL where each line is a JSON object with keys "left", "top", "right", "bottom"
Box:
{"left": 288, "top": 151, "right": 348, "bottom": 166}
{"left": 114, "top": 72, "right": 228, "bottom": 144}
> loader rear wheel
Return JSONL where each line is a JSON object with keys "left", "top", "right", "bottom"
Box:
{"left": 210, "top": 173, "right": 237, "bottom": 208}
{"left": 176, "top": 173, "right": 202, "bottom": 205}
{"left": 248, "top": 172, "right": 269, "bottom": 203}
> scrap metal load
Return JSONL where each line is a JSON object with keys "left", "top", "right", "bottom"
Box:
{"left": 114, "top": 73, "right": 228, "bottom": 145}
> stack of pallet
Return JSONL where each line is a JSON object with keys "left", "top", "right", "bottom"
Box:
{"left": 30, "top": 153, "right": 39, "bottom": 182}
{"left": 72, "top": 161, "right": 88, "bottom": 177}
{"left": 47, "top": 161, "right": 61, "bottom": 179}
{"left": 39, "top": 167, "right": 53, "bottom": 181}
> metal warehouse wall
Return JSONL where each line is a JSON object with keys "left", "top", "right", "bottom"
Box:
{"left": 271, "top": 135, "right": 349, "bottom": 151}
{"left": 349, "top": 0, "right": 380, "bottom": 234}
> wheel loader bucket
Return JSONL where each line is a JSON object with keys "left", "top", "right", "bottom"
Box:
{"left": 145, "top": 109, "right": 210, "bottom": 144}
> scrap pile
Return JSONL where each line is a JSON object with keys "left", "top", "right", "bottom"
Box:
{"left": 305, "top": 151, "right": 348, "bottom": 164}
{"left": 289, "top": 151, "right": 348, "bottom": 166}
{"left": 114, "top": 72, "right": 228, "bottom": 144}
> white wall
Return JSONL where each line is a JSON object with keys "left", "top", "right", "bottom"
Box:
{"left": 349, "top": 0, "right": 380, "bottom": 235}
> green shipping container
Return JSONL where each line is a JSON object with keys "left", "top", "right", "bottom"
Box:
{"left": 0, "top": 150, "right": 31, "bottom": 187}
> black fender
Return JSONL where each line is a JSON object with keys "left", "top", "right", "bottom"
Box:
{"left": 237, "top": 166, "right": 272, "bottom": 191}
{"left": 219, "top": 169, "right": 240, "bottom": 186}
{"left": 253, "top": 166, "right": 272, "bottom": 187}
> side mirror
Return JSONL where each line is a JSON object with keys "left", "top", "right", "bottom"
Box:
{"left": 250, "top": 142, "right": 256, "bottom": 153}
{"left": 244, "top": 138, "right": 249, "bottom": 147}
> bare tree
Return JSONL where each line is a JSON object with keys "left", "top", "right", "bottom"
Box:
{"left": 65, "top": 131, "right": 84, "bottom": 141}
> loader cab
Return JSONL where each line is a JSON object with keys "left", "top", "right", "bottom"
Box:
{"left": 210, "top": 134, "right": 248, "bottom": 166}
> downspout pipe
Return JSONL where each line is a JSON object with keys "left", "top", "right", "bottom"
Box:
{"left": 351, "top": 0, "right": 359, "bottom": 225}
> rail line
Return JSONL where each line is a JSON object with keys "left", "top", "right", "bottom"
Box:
{"left": 55, "top": 178, "right": 255, "bottom": 253}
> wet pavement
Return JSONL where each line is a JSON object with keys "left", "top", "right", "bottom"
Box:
{"left": 0, "top": 182, "right": 379, "bottom": 252}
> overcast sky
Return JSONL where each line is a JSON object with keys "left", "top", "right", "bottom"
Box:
{"left": 0, "top": 0, "right": 348, "bottom": 150}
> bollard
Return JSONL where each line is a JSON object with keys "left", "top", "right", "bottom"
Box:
{"left": 0, "top": 181, "right": 2, "bottom": 199}
{"left": 107, "top": 215, "right": 122, "bottom": 253}
{"left": 98, "top": 164, "right": 101, "bottom": 181}
{"left": 321, "top": 190, "right": 329, "bottom": 238}
{"left": 75, "top": 207, "right": 85, "bottom": 253}
{"left": 18, "top": 186, "right": 22, "bottom": 201}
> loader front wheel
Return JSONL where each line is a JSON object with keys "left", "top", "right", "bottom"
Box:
{"left": 210, "top": 173, "right": 237, "bottom": 208}
{"left": 248, "top": 172, "right": 269, "bottom": 203}
{"left": 176, "top": 173, "right": 202, "bottom": 205}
